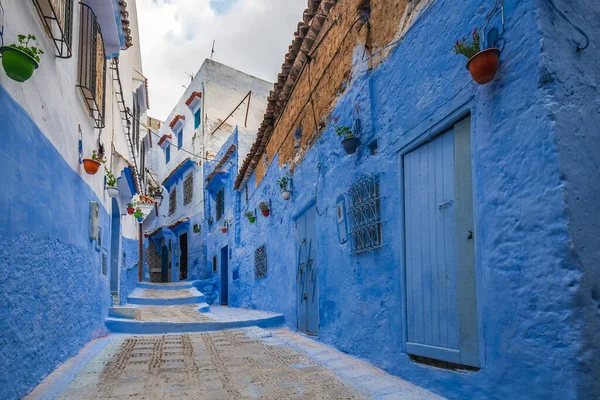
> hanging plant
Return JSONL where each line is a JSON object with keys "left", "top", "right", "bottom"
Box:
{"left": 244, "top": 211, "right": 256, "bottom": 224}
{"left": 453, "top": 28, "right": 500, "bottom": 85}
{"left": 133, "top": 207, "right": 144, "bottom": 223}
{"left": 259, "top": 201, "right": 270, "bottom": 217}
{"left": 277, "top": 174, "right": 292, "bottom": 201}
{"left": 0, "top": 34, "right": 44, "bottom": 82}
{"left": 334, "top": 117, "right": 360, "bottom": 154}
{"left": 82, "top": 149, "right": 106, "bottom": 175}
{"left": 206, "top": 216, "right": 213, "bottom": 226}
{"left": 127, "top": 202, "right": 135, "bottom": 215}
{"left": 105, "top": 168, "right": 119, "bottom": 198}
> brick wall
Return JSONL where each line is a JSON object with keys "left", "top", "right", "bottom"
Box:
{"left": 254, "top": 0, "right": 416, "bottom": 184}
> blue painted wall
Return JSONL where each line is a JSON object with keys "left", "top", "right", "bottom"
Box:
{"left": 0, "top": 85, "right": 110, "bottom": 399}
{"left": 119, "top": 237, "right": 139, "bottom": 305}
{"left": 213, "top": 0, "right": 599, "bottom": 398}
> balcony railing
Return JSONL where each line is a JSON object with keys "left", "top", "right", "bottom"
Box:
{"left": 77, "top": 2, "right": 106, "bottom": 129}
{"left": 31, "top": 0, "right": 74, "bottom": 58}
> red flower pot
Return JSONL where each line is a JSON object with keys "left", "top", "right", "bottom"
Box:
{"left": 82, "top": 158, "right": 101, "bottom": 175}
{"left": 261, "top": 209, "right": 270, "bottom": 217}
{"left": 466, "top": 48, "right": 501, "bottom": 85}
{"left": 127, "top": 207, "right": 134, "bottom": 215}
{"left": 222, "top": 228, "right": 228, "bottom": 233}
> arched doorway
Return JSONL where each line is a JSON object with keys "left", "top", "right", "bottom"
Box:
{"left": 110, "top": 198, "right": 121, "bottom": 294}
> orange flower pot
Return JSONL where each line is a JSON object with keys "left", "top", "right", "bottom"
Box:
{"left": 82, "top": 158, "right": 101, "bottom": 175}
{"left": 222, "top": 228, "right": 228, "bottom": 233}
{"left": 466, "top": 48, "right": 500, "bottom": 85}
{"left": 261, "top": 209, "right": 270, "bottom": 217}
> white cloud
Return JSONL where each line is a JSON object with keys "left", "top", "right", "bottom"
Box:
{"left": 137, "top": 0, "right": 307, "bottom": 121}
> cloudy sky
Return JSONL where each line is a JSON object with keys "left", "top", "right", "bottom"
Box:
{"left": 137, "top": 0, "right": 307, "bottom": 121}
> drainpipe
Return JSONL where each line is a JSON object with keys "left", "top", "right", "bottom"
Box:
{"left": 138, "top": 223, "right": 143, "bottom": 281}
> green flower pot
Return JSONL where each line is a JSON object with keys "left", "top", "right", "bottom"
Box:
{"left": 0, "top": 46, "right": 39, "bottom": 82}
{"left": 248, "top": 216, "right": 256, "bottom": 224}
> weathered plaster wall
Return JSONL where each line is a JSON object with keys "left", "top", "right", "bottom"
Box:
{"left": 0, "top": 86, "right": 110, "bottom": 399}
{"left": 536, "top": 0, "right": 600, "bottom": 397}
{"left": 231, "top": 0, "right": 596, "bottom": 398}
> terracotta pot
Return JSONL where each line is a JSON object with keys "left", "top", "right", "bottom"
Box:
{"left": 261, "top": 209, "right": 270, "bottom": 217}
{"left": 342, "top": 137, "right": 361, "bottom": 154}
{"left": 281, "top": 190, "right": 292, "bottom": 201}
{"left": 82, "top": 158, "right": 101, "bottom": 175}
{"left": 0, "top": 46, "right": 38, "bottom": 82}
{"left": 222, "top": 228, "right": 228, "bottom": 233}
{"left": 466, "top": 48, "right": 501, "bottom": 85}
{"left": 127, "top": 207, "right": 135, "bottom": 215}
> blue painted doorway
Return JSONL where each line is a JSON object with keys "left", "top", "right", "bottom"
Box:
{"left": 161, "top": 245, "right": 169, "bottom": 283}
{"left": 296, "top": 206, "right": 319, "bottom": 335}
{"left": 110, "top": 198, "right": 120, "bottom": 294}
{"left": 403, "top": 117, "right": 479, "bottom": 368}
{"left": 220, "top": 246, "right": 229, "bottom": 305}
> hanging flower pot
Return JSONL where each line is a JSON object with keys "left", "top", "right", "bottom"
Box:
{"left": 244, "top": 212, "right": 256, "bottom": 224}
{"left": 127, "top": 203, "right": 135, "bottom": 215}
{"left": 453, "top": 28, "right": 500, "bottom": 85}
{"left": 0, "top": 35, "right": 43, "bottom": 82}
{"left": 221, "top": 227, "right": 228, "bottom": 233}
{"left": 259, "top": 201, "right": 270, "bottom": 217}
{"left": 82, "top": 158, "right": 101, "bottom": 175}
{"left": 341, "top": 137, "right": 361, "bottom": 154}
{"left": 137, "top": 216, "right": 144, "bottom": 223}
{"left": 133, "top": 207, "right": 144, "bottom": 223}
{"left": 281, "top": 190, "right": 292, "bottom": 201}
{"left": 466, "top": 48, "right": 501, "bottom": 84}
{"left": 107, "top": 186, "right": 120, "bottom": 198}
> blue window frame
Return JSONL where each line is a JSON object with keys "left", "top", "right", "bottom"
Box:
{"left": 177, "top": 130, "right": 183, "bottom": 149}
{"left": 165, "top": 146, "right": 170, "bottom": 164}
{"left": 194, "top": 108, "right": 201, "bottom": 129}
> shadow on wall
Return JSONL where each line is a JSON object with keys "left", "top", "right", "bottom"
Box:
{"left": 193, "top": 277, "right": 219, "bottom": 304}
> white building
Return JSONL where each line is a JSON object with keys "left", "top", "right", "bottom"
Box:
{"left": 143, "top": 59, "right": 271, "bottom": 283}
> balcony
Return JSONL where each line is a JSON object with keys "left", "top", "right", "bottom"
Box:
{"left": 31, "top": 0, "right": 74, "bottom": 58}
{"left": 77, "top": 2, "right": 106, "bottom": 129}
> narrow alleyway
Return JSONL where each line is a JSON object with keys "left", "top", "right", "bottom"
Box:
{"left": 27, "top": 284, "right": 442, "bottom": 400}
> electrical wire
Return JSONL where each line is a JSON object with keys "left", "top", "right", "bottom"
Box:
{"left": 545, "top": 0, "right": 590, "bottom": 52}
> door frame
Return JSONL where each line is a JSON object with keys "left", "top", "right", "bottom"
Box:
{"left": 397, "top": 103, "right": 484, "bottom": 367}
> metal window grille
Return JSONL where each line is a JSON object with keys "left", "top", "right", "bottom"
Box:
{"left": 77, "top": 3, "right": 106, "bottom": 128}
{"left": 348, "top": 175, "right": 382, "bottom": 254}
{"left": 31, "top": 0, "right": 74, "bottom": 58}
{"left": 184, "top": 173, "right": 193, "bottom": 205}
{"left": 216, "top": 188, "right": 224, "bottom": 221}
{"left": 169, "top": 187, "right": 177, "bottom": 216}
{"left": 101, "top": 250, "right": 107, "bottom": 276}
{"left": 254, "top": 245, "right": 267, "bottom": 278}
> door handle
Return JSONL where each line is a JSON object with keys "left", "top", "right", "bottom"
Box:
{"left": 467, "top": 230, "right": 473, "bottom": 239}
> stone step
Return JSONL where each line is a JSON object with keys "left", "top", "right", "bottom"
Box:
{"left": 105, "top": 306, "right": 285, "bottom": 334}
{"left": 137, "top": 281, "right": 194, "bottom": 290}
{"left": 126, "top": 287, "right": 206, "bottom": 306}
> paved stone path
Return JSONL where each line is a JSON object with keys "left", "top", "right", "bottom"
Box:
{"left": 140, "top": 289, "right": 192, "bottom": 299}
{"left": 136, "top": 306, "right": 215, "bottom": 322}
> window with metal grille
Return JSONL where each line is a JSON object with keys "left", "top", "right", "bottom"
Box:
{"left": 77, "top": 3, "right": 106, "bottom": 128}
{"left": 184, "top": 173, "right": 193, "bottom": 205}
{"left": 254, "top": 245, "right": 267, "bottom": 278}
{"left": 216, "top": 188, "right": 224, "bottom": 221}
{"left": 32, "top": 0, "right": 74, "bottom": 58}
{"left": 101, "top": 250, "right": 107, "bottom": 276}
{"left": 169, "top": 187, "right": 177, "bottom": 216}
{"left": 348, "top": 175, "right": 382, "bottom": 254}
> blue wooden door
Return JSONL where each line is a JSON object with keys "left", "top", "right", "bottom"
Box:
{"left": 403, "top": 118, "right": 479, "bottom": 367}
{"left": 220, "top": 246, "right": 229, "bottom": 305}
{"left": 296, "top": 206, "right": 319, "bottom": 334}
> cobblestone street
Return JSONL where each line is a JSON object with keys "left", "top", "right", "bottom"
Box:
{"left": 28, "top": 328, "right": 442, "bottom": 400}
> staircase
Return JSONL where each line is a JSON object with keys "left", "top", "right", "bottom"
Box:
{"left": 106, "top": 281, "right": 285, "bottom": 334}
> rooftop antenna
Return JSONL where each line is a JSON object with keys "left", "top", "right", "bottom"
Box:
{"left": 184, "top": 71, "right": 194, "bottom": 82}
{"left": 210, "top": 40, "right": 215, "bottom": 60}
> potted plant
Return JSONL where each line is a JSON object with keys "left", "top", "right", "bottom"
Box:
{"left": 133, "top": 207, "right": 144, "bottom": 223}
{"left": 277, "top": 174, "right": 292, "bottom": 201}
{"left": 221, "top": 221, "right": 228, "bottom": 233}
{"left": 244, "top": 211, "right": 256, "bottom": 223}
{"left": 82, "top": 149, "right": 106, "bottom": 175}
{"left": 453, "top": 28, "right": 500, "bottom": 85}
{"left": 105, "top": 169, "right": 119, "bottom": 198}
{"left": 127, "top": 202, "right": 135, "bottom": 215}
{"left": 334, "top": 118, "right": 360, "bottom": 154}
{"left": 206, "top": 217, "right": 213, "bottom": 226}
{"left": 259, "top": 201, "right": 270, "bottom": 217}
{"left": 0, "top": 34, "right": 44, "bottom": 82}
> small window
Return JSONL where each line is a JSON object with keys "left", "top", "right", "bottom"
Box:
{"left": 348, "top": 175, "right": 382, "bottom": 254}
{"left": 169, "top": 187, "right": 177, "bottom": 216}
{"left": 177, "top": 130, "right": 183, "bottom": 149}
{"left": 212, "top": 255, "right": 217, "bottom": 273}
{"left": 255, "top": 245, "right": 267, "bottom": 278}
{"left": 216, "top": 188, "right": 225, "bottom": 221}
{"left": 165, "top": 146, "right": 171, "bottom": 164}
{"left": 184, "top": 173, "right": 193, "bottom": 205}
{"left": 101, "top": 250, "right": 107, "bottom": 276}
{"left": 194, "top": 108, "right": 201, "bottom": 129}
{"left": 193, "top": 224, "right": 200, "bottom": 233}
